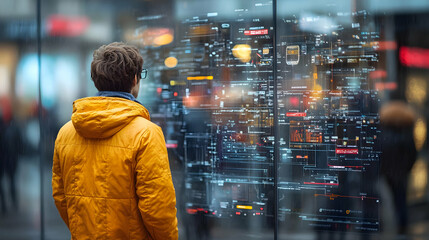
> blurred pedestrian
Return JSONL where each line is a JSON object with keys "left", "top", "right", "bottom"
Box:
{"left": 2, "top": 117, "right": 22, "bottom": 211}
{"left": 0, "top": 114, "right": 6, "bottom": 214}
{"left": 52, "top": 42, "right": 178, "bottom": 239}
{"left": 380, "top": 100, "right": 417, "bottom": 235}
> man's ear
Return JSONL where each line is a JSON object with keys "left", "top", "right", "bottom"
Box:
{"left": 134, "top": 75, "right": 138, "bottom": 85}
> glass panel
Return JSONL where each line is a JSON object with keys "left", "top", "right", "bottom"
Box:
{"left": 276, "top": 0, "right": 382, "bottom": 238}
{"left": 392, "top": 8, "right": 429, "bottom": 239}
{"left": 38, "top": 0, "right": 429, "bottom": 239}
{"left": 0, "top": 0, "right": 41, "bottom": 239}
{"left": 41, "top": 0, "right": 275, "bottom": 239}
{"left": 143, "top": 0, "right": 276, "bottom": 239}
{"left": 276, "top": 0, "right": 429, "bottom": 239}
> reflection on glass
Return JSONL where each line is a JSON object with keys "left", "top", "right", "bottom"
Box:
{"left": 0, "top": 3, "right": 40, "bottom": 239}
{"left": 409, "top": 158, "right": 428, "bottom": 201}
{"left": 414, "top": 117, "right": 427, "bottom": 151}
{"left": 277, "top": 1, "right": 381, "bottom": 237}
{"left": 406, "top": 76, "right": 427, "bottom": 106}
{"left": 22, "top": 0, "right": 429, "bottom": 239}
{"left": 147, "top": 1, "right": 276, "bottom": 238}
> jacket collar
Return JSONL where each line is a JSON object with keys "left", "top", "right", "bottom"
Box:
{"left": 96, "top": 91, "right": 142, "bottom": 105}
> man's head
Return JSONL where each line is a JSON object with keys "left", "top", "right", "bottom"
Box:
{"left": 91, "top": 42, "right": 143, "bottom": 97}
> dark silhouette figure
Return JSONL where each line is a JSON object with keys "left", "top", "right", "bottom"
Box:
{"left": 0, "top": 116, "right": 6, "bottom": 214}
{"left": 380, "top": 101, "right": 417, "bottom": 235}
{"left": 3, "top": 118, "right": 23, "bottom": 211}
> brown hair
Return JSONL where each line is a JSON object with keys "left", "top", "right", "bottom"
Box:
{"left": 91, "top": 42, "right": 143, "bottom": 92}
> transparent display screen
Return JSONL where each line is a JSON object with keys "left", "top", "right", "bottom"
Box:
{"left": 2, "top": 0, "right": 428, "bottom": 239}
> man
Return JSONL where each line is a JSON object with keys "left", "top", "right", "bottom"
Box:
{"left": 52, "top": 42, "right": 178, "bottom": 240}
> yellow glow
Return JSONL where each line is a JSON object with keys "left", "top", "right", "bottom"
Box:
{"left": 406, "top": 76, "right": 427, "bottom": 105}
{"left": 410, "top": 158, "right": 428, "bottom": 199}
{"left": 187, "top": 76, "right": 213, "bottom": 81}
{"left": 236, "top": 205, "right": 253, "bottom": 210}
{"left": 414, "top": 118, "right": 427, "bottom": 151}
{"left": 153, "top": 33, "right": 174, "bottom": 46}
{"left": 232, "top": 44, "right": 251, "bottom": 63}
{"left": 170, "top": 80, "right": 186, "bottom": 86}
{"left": 164, "top": 56, "right": 178, "bottom": 68}
{"left": 263, "top": 48, "right": 269, "bottom": 54}
{"left": 313, "top": 72, "right": 318, "bottom": 80}
{"left": 189, "top": 25, "right": 215, "bottom": 36}
{"left": 313, "top": 84, "right": 323, "bottom": 91}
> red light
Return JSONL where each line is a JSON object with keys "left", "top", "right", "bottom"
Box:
{"left": 183, "top": 95, "right": 201, "bottom": 108}
{"left": 375, "top": 82, "right": 397, "bottom": 91}
{"left": 336, "top": 148, "right": 358, "bottom": 154}
{"left": 244, "top": 29, "right": 268, "bottom": 35}
{"left": 186, "top": 208, "right": 197, "bottom": 214}
{"left": 399, "top": 46, "right": 429, "bottom": 69}
{"left": 174, "top": 92, "right": 178, "bottom": 97}
{"left": 0, "top": 96, "right": 12, "bottom": 123}
{"left": 256, "top": 212, "right": 261, "bottom": 215}
{"left": 235, "top": 212, "right": 241, "bottom": 215}
{"left": 369, "top": 70, "right": 387, "bottom": 80}
{"left": 260, "top": 208, "right": 263, "bottom": 211}
{"left": 165, "top": 143, "right": 178, "bottom": 148}
{"left": 286, "top": 112, "right": 307, "bottom": 117}
{"left": 46, "top": 15, "right": 89, "bottom": 37}
{"left": 289, "top": 96, "right": 299, "bottom": 107}
{"left": 376, "top": 41, "right": 397, "bottom": 51}
{"left": 156, "top": 88, "right": 162, "bottom": 94}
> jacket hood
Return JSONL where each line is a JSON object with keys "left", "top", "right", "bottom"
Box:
{"left": 71, "top": 97, "right": 150, "bottom": 139}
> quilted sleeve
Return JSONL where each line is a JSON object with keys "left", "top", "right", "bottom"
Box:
{"left": 52, "top": 143, "right": 70, "bottom": 228}
{"left": 135, "top": 125, "right": 178, "bottom": 240}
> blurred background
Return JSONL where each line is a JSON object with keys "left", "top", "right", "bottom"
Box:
{"left": 1, "top": 0, "right": 429, "bottom": 239}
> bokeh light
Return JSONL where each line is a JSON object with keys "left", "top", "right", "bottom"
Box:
{"left": 232, "top": 44, "right": 251, "bottom": 63}
{"left": 153, "top": 33, "right": 174, "bottom": 47}
{"left": 406, "top": 76, "right": 427, "bottom": 105}
{"left": 410, "top": 158, "right": 428, "bottom": 200}
{"left": 164, "top": 56, "right": 178, "bottom": 68}
{"left": 414, "top": 117, "right": 427, "bottom": 151}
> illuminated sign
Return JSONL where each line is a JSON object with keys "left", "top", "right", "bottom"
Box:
{"left": 236, "top": 205, "right": 253, "bottom": 210}
{"left": 286, "top": 112, "right": 307, "bottom": 117}
{"left": 244, "top": 29, "right": 268, "bottom": 35}
{"left": 399, "top": 46, "right": 429, "bottom": 69}
{"left": 46, "top": 15, "right": 89, "bottom": 37}
{"left": 335, "top": 148, "right": 359, "bottom": 154}
{"left": 187, "top": 76, "right": 213, "bottom": 80}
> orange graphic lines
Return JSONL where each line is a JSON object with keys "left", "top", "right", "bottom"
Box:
{"left": 314, "top": 193, "right": 379, "bottom": 201}
{"left": 187, "top": 76, "right": 213, "bottom": 81}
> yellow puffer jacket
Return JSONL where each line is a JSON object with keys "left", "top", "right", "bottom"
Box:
{"left": 52, "top": 97, "right": 178, "bottom": 240}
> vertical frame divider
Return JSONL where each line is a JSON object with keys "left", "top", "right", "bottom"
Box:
{"left": 272, "top": 0, "right": 279, "bottom": 239}
{"left": 37, "top": 0, "right": 45, "bottom": 239}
